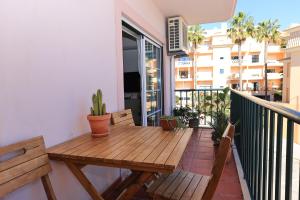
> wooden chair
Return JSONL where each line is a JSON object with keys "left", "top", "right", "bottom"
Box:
{"left": 147, "top": 123, "right": 235, "bottom": 200}
{"left": 111, "top": 109, "right": 135, "bottom": 126}
{"left": 0, "top": 136, "right": 56, "bottom": 200}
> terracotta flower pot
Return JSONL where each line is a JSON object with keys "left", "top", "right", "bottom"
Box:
{"left": 87, "top": 113, "right": 111, "bottom": 137}
{"left": 160, "top": 119, "right": 177, "bottom": 131}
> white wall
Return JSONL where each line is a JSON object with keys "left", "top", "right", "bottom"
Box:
{"left": 123, "top": 0, "right": 166, "bottom": 38}
{"left": 212, "top": 47, "right": 231, "bottom": 88}
{"left": 0, "top": 0, "right": 119, "bottom": 199}
{"left": 0, "top": 0, "right": 169, "bottom": 199}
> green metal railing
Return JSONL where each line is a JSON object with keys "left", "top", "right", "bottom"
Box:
{"left": 231, "top": 89, "right": 300, "bottom": 200}
{"left": 175, "top": 88, "right": 225, "bottom": 126}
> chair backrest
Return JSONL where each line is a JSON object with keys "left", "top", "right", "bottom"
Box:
{"left": 111, "top": 109, "right": 135, "bottom": 126}
{"left": 0, "top": 136, "right": 56, "bottom": 199}
{"left": 202, "top": 123, "right": 235, "bottom": 200}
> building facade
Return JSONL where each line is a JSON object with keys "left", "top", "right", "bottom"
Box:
{"left": 175, "top": 25, "right": 285, "bottom": 93}
{"left": 282, "top": 24, "right": 300, "bottom": 110}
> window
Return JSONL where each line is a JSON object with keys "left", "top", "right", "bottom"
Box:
{"left": 253, "top": 82, "right": 259, "bottom": 91}
{"left": 179, "top": 70, "right": 189, "bottom": 79}
{"left": 231, "top": 56, "right": 244, "bottom": 63}
{"left": 219, "top": 69, "right": 224, "bottom": 74}
{"left": 231, "top": 56, "right": 243, "bottom": 60}
{"left": 252, "top": 55, "right": 259, "bottom": 63}
{"left": 266, "top": 69, "right": 275, "bottom": 73}
{"left": 232, "top": 84, "right": 238, "bottom": 89}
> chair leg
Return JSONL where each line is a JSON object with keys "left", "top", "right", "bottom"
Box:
{"left": 41, "top": 175, "right": 57, "bottom": 200}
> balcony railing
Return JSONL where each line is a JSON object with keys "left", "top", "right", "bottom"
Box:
{"left": 231, "top": 89, "right": 300, "bottom": 199}
{"left": 175, "top": 88, "right": 225, "bottom": 126}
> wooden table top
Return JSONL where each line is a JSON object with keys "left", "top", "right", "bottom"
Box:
{"left": 47, "top": 126, "right": 193, "bottom": 173}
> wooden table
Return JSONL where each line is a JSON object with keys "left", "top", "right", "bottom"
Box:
{"left": 47, "top": 126, "right": 193, "bottom": 200}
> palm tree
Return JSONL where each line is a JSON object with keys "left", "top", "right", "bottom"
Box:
{"left": 188, "top": 25, "right": 204, "bottom": 89}
{"left": 255, "top": 19, "right": 281, "bottom": 100}
{"left": 227, "top": 12, "right": 254, "bottom": 90}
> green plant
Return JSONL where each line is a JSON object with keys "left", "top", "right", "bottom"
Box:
{"left": 173, "top": 107, "right": 191, "bottom": 127}
{"left": 208, "top": 110, "right": 229, "bottom": 145}
{"left": 173, "top": 107, "right": 201, "bottom": 128}
{"left": 204, "top": 87, "right": 230, "bottom": 114}
{"left": 206, "top": 87, "right": 231, "bottom": 145}
{"left": 90, "top": 89, "right": 106, "bottom": 116}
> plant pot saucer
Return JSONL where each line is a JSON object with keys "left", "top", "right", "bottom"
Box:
{"left": 91, "top": 132, "right": 109, "bottom": 137}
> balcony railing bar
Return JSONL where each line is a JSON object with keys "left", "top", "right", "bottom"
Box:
{"left": 285, "top": 120, "right": 294, "bottom": 200}
{"left": 263, "top": 108, "right": 269, "bottom": 200}
{"left": 275, "top": 114, "right": 283, "bottom": 200}
{"left": 268, "top": 110, "right": 275, "bottom": 200}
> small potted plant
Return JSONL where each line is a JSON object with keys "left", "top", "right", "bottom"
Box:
{"left": 187, "top": 110, "right": 200, "bottom": 128}
{"left": 87, "top": 89, "right": 111, "bottom": 137}
{"left": 208, "top": 110, "right": 229, "bottom": 147}
{"left": 207, "top": 87, "right": 231, "bottom": 155}
{"left": 160, "top": 116, "right": 178, "bottom": 131}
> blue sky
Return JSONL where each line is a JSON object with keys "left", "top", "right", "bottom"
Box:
{"left": 202, "top": 0, "right": 300, "bottom": 31}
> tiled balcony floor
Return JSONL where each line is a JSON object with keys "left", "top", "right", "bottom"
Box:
{"left": 134, "top": 128, "right": 243, "bottom": 200}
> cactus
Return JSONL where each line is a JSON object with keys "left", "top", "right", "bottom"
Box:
{"left": 102, "top": 103, "right": 106, "bottom": 114}
{"left": 90, "top": 89, "right": 107, "bottom": 116}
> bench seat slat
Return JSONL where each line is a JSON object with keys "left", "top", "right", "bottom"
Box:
{"left": 0, "top": 164, "right": 51, "bottom": 197}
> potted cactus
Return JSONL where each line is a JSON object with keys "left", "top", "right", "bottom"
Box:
{"left": 87, "top": 89, "right": 111, "bottom": 137}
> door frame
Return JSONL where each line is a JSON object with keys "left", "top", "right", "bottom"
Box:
{"left": 142, "top": 37, "right": 163, "bottom": 126}
{"left": 122, "top": 22, "right": 163, "bottom": 126}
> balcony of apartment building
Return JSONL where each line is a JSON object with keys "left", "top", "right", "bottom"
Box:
{"left": 2, "top": 1, "right": 300, "bottom": 200}
{"left": 231, "top": 56, "right": 284, "bottom": 67}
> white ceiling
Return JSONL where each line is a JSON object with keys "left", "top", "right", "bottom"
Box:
{"left": 152, "top": 0, "right": 237, "bottom": 25}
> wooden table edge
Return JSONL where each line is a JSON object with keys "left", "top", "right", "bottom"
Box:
{"left": 47, "top": 154, "right": 175, "bottom": 174}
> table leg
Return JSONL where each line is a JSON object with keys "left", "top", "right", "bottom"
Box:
{"left": 117, "top": 171, "right": 154, "bottom": 200}
{"left": 103, "top": 171, "right": 141, "bottom": 200}
{"left": 65, "top": 161, "right": 104, "bottom": 200}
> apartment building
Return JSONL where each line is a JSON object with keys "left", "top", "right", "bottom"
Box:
{"left": 175, "top": 24, "right": 285, "bottom": 93}
{"left": 282, "top": 24, "right": 300, "bottom": 110}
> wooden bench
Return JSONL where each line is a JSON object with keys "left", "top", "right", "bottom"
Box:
{"left": 111, "top": 109, "right": 135, "bottom": 126}
{"left": 147, "top": 123, "right": 235, "bottom": 200}
{"left": 0, "top": 136, "right": 56, "bottom": 200}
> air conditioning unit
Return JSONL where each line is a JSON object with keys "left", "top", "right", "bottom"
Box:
{"left": 167, "top": 16, "right": 188, "bottom": 55}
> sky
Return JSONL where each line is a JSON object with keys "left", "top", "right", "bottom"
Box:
{"left": 202, "top": 0, "right": 300, "bottom": 31}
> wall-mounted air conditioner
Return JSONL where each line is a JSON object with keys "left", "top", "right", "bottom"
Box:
{"left": 167, "top": 16, "right": 188, "bottom": 55}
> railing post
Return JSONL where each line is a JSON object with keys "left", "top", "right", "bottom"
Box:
{"left": 285, "top": 120, "right": 294, "bottom": 200}
{"left": 230, "top": 90, "right": 239, "bottom": 126}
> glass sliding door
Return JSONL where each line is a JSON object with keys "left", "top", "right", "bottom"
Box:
{"left": 143, "top": 38, "right": 162, "bottom": 126}
{"left": 121, "top": 22, "right": 163, "bottom": 127}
